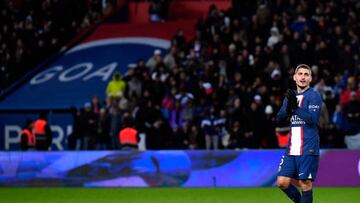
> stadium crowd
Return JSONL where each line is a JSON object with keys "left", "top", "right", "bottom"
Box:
{"left": 8, "top": 1, "right": 360, "bottom": 150}
{"left": 67, "top": 0, "right": 360, "bottom": 151}
{"left": 0, "top": 0, "right": 113, "bottom": 90}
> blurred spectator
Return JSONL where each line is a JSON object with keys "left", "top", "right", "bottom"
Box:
{"left": 109, "top": 106, "right": 122, "bottom": 149}
{"left": 182, "top": 99, "right": 195, "bottom": 124}
{"left": 67, "top": 107, "right": 83, "bottom": 150}
{"left": 175, "top": 86, "right": 194, "bottom": 107}
{"left": 323, "top": 90, "right": 337, "bottom": 118}
{"left": 146, "top": 49, "right": 163, "bottom": 72}
{"left": 227, "top": 120, "right": 245, "bottom": 149}
{"left": 169, "top": 100, "right": 185, "bottom": 129}
{"left": 106, "top": 71, "right": 126, "bottom": 99}
{"left": 343, "top": 91, "right": 360, "bottom": 149}
{"left": 161, "top": 87, "right": 176, "bottom": 120}
{"left": 96, "top": 108, "right": 110, "bottom": 150}
{"left": 151, "top": 111, "right": 172, "bottom": 150}
{"left": 332, "top": 105, "right": 349, "bottom": 133}
{"left": 82, "top": 102, "right": 98, "bottom": 150}
{"left": 216, "top": 108, "right": 230, "bottom": 149}
{"left": 134, "top": 100, "right": 163, "bottom": 149}
{"left": 163, "top": 46, "right": 177, "bottom": 70}
{"left": 263, "top": 105, "right": 278, "bottom": 148}
{"left": 244, "top": 102, "right": 262, "bottom": 149}
{"left": 149, "top": 0, "right": 168, "bottom": 22}
{"left": 91, "top": 95, "right": 102, "bottom": 115}
{"left": 126, "top": 67, "right": 142, "bottom": 99}
{"left": 343, "top": 92, "right": 360, "bottom": 135}
{"left": 201, "top": 107, "right": 219, "bottom": 150}
{"left": 267, "top": 27, "right": 281, "bottom": 48}
{"left": 187, "top": 123, "right": 200, "bottom": 150}
{"left": 20, "top": 119, "right": 35, "bottom": 151}
{"left": 314, "top": 79, "right": 332, "bottom": 99}
{"left": 290, "top": 15, "right": 311, "bottom": 33}
{"left": 319, "top": 102, "right": 331, "bottom": 147}
{"left": 33, "top": 112, "right": 52, "bottom": 151}
{"left": 171, "top": 122, "right": 190, "bottom": 149}
{"left": 340, "top": 79, "right": 360, "bottom": 106}
{"left": 119, "top": 113, "right": 139, "bottom": 150}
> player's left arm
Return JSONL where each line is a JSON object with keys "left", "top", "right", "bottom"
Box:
{"left": 294, "top": 92, "right": 322, "bottom": 126}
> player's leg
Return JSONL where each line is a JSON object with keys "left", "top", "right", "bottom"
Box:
{"left": 298, "top": 180, "right": 313, "bottom": 203}
{"left": 291, "top": 179, "right": 300, "bottom": 187}
{"left": 205, "top": 135, "right": 211, "bottom": 150}
{"left": 212, "top": 135, "right": 219, "bottom": 150}
{"left": 277, "top": 155, "right": 301, "bottom": 203}
{"left": 296, "top": 155, "right": 320, "bottom": 203}
{"left": 277, "top": 176, "right": 291, "bottom": 189}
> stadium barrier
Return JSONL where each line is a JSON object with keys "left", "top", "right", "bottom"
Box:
{"left": 0, "top": 150, "right": 359, "bottom": 187}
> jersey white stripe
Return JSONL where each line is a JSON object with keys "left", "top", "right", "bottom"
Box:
{"left": 296, "top": 95, "right": 304, "bottom": 107}
{"left": 289, "top": 127, "right": 302, "bottom": 155}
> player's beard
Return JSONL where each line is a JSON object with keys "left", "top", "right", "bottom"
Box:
{"left": 297, "top": 81, "right": 310, "bottom": 90}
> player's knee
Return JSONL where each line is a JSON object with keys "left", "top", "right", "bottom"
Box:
{"left": 298, "top": 180, "right": 312, "bottom": 191}
{"left": 277, "top": 179, "right": 290, "bottom": 189}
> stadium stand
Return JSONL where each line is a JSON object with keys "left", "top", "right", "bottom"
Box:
{"left": 0, "top": 0, "right": 116, "bottom": 91}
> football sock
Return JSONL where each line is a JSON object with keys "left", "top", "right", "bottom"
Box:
{"left": 300, "top": 189, "right": 313, "bottom": 203}
{"left": 281, "top": 184, "right": 301, "bottom": 203}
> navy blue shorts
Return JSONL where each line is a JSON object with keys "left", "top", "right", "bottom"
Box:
{"left": 278, "top": 154, "right": 319, "bottom": 180}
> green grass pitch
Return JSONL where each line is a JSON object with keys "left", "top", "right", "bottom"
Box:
{"left": 0, "top": 187, "right": 358, "bottom": 203}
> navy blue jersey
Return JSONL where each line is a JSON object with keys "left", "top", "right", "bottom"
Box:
{"left": 277, "top": 88, "right": 322, "bottom": 155}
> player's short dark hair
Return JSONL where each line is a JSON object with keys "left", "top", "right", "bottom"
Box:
{"left": 294, "top": 64, "right": 312, "bottom": 75}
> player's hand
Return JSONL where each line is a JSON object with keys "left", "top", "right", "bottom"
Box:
{"left": 286, "top": 89, "right": 298, "bottom": 115}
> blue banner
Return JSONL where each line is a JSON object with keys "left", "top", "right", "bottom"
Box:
{"left": 0, "top": 38, "right": 169, "bottom": 110}
{"left": 0, "top": 150, "right": 283, "bottom": 187}
{"left": 1, "top": 150, "right": 359, "bottom": 187}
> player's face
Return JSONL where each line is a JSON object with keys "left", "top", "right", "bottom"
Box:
{"left": 293, "top": 68, "right": 312, "bottom": 90}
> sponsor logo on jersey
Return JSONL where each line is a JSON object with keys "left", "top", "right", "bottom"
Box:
{"left": 308, "top": 105, "right": 320, "bottom": 109}
{"left": 290, "top": 115, "right": 306, "bottom": 125}
{"left": 309, "top": 104, "right": 320, "bottom": 112}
